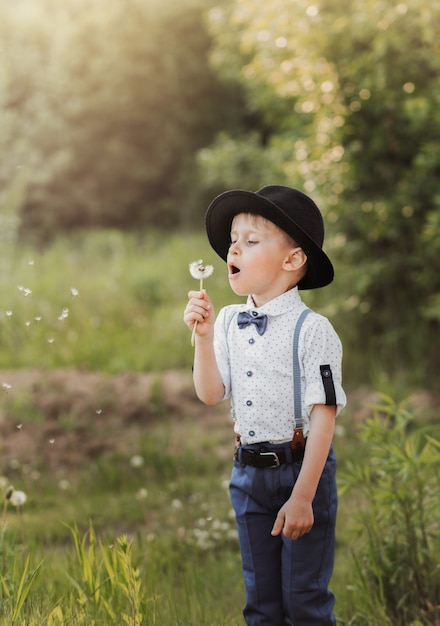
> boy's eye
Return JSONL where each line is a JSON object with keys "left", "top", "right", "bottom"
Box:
{"left": 247, "top": 240, "right": 258, "bottom": 245}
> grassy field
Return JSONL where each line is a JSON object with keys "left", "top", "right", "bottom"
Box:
{"left": 0, "top": 230, "right": 439, "bottom": 625}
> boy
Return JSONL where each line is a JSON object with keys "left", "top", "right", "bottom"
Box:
{"left": 183, "top": 185, "right": 346, "bottom": 625}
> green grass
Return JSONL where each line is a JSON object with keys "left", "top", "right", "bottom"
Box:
{"left": 0, "top": 229, "right": 233, "bottom": 373}
{"left": 0, "top": 231, "right": 439, "bottom": 624}
{"left": 1, "top": 393, "right": 439, "bottom": 624}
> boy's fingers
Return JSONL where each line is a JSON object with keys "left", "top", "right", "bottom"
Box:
{"left": 271, "top": 513, "right": 285, "bottom": 537}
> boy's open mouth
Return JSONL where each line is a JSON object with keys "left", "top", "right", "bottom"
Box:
{"left": 230, "top": 264, "right": 240, "bottom": 274}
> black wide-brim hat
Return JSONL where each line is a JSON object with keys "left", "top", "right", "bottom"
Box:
{"left": 205, "top": 185, "right": 334, "bottom": 290}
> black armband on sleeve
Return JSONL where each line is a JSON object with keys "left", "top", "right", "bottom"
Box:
{"left": 320, "top": 364, "right": 336, "bottom": 406}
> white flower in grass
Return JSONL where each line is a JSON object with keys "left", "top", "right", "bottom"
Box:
{"left": 136, "top": 488, "right": 148, "bottom": 500}
{"left": 10, "top": 490, "right": 26, "bottom": 507}
{"left": 189, "top": 259, "right": 214, "bottom": 346}
{"left": 130, "top": 454, "right": 144, "bottom": 468}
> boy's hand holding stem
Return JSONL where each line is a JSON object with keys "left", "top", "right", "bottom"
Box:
{"left": 184, "top": 278, "right": 225, "bottom": 405}
{"left": 184, "top": 259, "right": 214, "bottom": 346}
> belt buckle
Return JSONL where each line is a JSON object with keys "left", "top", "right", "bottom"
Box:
{"left": 260, "top": 451, "right": 280, "bottom": 468}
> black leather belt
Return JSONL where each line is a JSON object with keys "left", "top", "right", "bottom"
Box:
{"left": 234, "top": 442, "right": 306, "bottom": 468}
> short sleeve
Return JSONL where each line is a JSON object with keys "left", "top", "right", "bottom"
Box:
{"left": 301, "top": 315, "right": 346, "bottom": 417}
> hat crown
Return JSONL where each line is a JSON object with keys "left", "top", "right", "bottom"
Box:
{"left": 256, "top": 185, "right": 324, "bottom": 249}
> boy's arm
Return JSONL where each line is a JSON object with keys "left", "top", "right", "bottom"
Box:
{"left": 183, "top": 289, "right": 225, "bottom": 405}
{"left": 271, "top": 404, "right": 336, "bottom": 540}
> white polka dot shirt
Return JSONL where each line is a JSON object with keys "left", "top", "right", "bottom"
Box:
{"left": 214, "top": 287, "right": 346, "bottom": 445}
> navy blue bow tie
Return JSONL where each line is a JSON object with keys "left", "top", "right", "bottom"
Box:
{"left": 237, "top": 311, "right": 268, "bottom": 336}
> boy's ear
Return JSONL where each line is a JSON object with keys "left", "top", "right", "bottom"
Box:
{"left": 284, "top": 247, "right": 307, "bottom": 272}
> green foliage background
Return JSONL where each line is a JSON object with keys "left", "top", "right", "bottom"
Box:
{"left": 0, "top": 0, "right": 439, "bottom": 382}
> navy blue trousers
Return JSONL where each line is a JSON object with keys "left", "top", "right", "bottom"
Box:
{"left": 230, "top": 444, "right": 337, "bottom": 626}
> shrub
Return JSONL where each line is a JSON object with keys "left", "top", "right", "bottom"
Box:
{"left": 339, "top": 395, "right": 440, "bottom": 625}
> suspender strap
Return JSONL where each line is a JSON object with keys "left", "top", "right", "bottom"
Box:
{"left": 292, "top": 308, "right": 311, "bottom": 456}
{"left": 293, "top": 308, "right": 311, "bottom": 426}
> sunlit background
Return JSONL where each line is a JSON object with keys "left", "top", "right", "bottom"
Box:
{"left": 0, "top": 1, "right": 439, "bottom": 623}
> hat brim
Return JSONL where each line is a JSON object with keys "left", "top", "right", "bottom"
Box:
{"left": 205, "top": 189, "right": 334, "bottom": 290}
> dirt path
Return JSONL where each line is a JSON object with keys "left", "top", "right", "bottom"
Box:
{"left": 0, "top": 368, "right": 229, "bottom": 473}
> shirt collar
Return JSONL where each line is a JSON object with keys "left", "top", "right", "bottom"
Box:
{"left": 244, "top": 287, "right": 303, "bottom": 317}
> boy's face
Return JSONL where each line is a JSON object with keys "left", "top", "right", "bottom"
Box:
{"left": 228, "top": 212, "right": 303, "bottom": 306}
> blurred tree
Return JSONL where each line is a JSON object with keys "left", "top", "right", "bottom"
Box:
{"left": 0, "top": 0, "right": 244, "bottom": 241}
{"left": 201, "top": 0, "right": 440, "bottom": 387}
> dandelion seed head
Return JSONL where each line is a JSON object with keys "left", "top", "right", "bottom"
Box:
{"left": 189, "top": 259, "right": 214, "bottom": 281}
{"left": 58, "top": 479, "right": 70, "bottom": 491}
{"left": 10, "top": 490, "right": 27, "bottom": 507}
{"left": 130, "top": 454, "right": 144, "bottom": 468}
{"left": 136, "top": 488, "right": 148, "bottom": 500}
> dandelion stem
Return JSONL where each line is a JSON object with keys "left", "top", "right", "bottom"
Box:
{"left": 191, "top": 277, "right": 204, "bottom": 347}
{"left": 17, "top": 506, "right": 26, "bottom": 548}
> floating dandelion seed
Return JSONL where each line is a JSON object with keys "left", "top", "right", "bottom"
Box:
{"left": 5, "top": 311, "right": 13, "bottom": 318}
{"left": 17, "top": 424, "right": 23, "bottom": 431}
{"left": 70, "top": 287, "right": 79, "bottom": 297}
{"left": 58, "top": 308, "right": 69, "bottom": 321}
{"left": 28, "top": 260, "right": 34, "bottom": 266}
{"left": 34, "top": 316, "right": 42, "bottom": 322}
{"left": 47, "top": 338, "right": 54, "bottom": 344}
{"left": 25, "top": 321, "right": 31, "bottom": 327}
{"left": 96, "top": 409, "right": 102, "bottom": 415}
{"left": 2, "top": 383, "right": 12, "bottom": 391}
{"left": 49, "top": 439, "right": 55, "bottom": 444}
{"left": 189, "top": 259, "right": 214, "bottom": 346}
{"left": 17, "top": 286, "right": 32, "bottom": 297}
